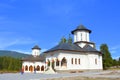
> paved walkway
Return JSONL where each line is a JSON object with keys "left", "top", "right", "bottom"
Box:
{"left": 0, "top": 70, "right": 120, "bottom": 80}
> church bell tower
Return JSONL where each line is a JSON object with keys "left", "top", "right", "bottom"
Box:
{"left": 71, "top": 24, "right": 95, "bottom": 48}
{"left": 32, "top": 45, "right": 41, "bottom": 57}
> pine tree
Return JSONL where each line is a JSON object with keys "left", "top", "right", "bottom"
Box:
{"left": 119, "top": 57, "right": 120, "bottom": 66}
{"left": 100, "top": 44, "right": 113, "bottom": 69}
{"left": 0, "top": 57, "right": 3, "bottom": 70}
{"left": 59, "top": 36, "right": 67, "bottom": 44}
{"left": 67, "top": 34, "right": 73, "bottom": 44}
{"left": 112, "top": 59, "right": 119, "bottom": 66}
{"left": 0, "top": 56, "right": 22, "bottom": 72}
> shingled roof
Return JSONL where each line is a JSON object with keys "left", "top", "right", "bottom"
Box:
{"left": 83, "top": 44, "right": 98, "bottom": 52}
{"left": 21, "top": 55, "right": 45, "bottom": 62}
{"left": 71, "top": 24, "right": 91, "bottom": 34}
{"left": 32, "top": 45, "right": 41, "bottom": 50}
{"left": 44, "top": 43, "right": 83, "bottom": 53}
{"left": 44, "top": 43, "right": 100, "bottom": 53}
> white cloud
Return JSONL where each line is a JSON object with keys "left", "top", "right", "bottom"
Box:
{"left": 0, "top": 32, "right": 36, "bottom": 49}
{"left": 11, "top": 48, "right": 48, "bottom": 55}
{"left": 13, "top": 38, "right": 36, "bottom": 45}
{"left": 96, "top": 44, "right": 100, "bottom": 50}
{"left": 95, "top": 44, "right": 120, "bottom": 59}
{"left": 112, "top": 56, "right": 120, "bottom": 60}
{"left": 109, "top": 45, "right": 120, "bottom": 59}
{"left": 41, "top": 49, "right": 48, "bottom": 53}
{"left": 11, "top": 49, "right": 31, "bottom": 54}
{"left": 109, "top": 45, "right": 120, "bottom": 54}
{"left": 96, "top": 44, "right": 120, "bottom": 54}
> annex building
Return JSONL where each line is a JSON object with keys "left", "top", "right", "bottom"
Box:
{"left": 21, "top": 25, "right": 103, "bottom": 73}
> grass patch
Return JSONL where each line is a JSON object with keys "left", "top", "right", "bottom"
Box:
{"left": 0, "top": 70, "right": 19, "bottom": 74}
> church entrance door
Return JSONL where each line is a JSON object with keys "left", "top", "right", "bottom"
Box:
{"left": 41, "top": 66, "right": 44, "bottom": 71}
{"left": 61, "top": 57, "right": 67, "bottom": 68}
{"left": 29, "top": 65, "right": 33, "bottom": 72}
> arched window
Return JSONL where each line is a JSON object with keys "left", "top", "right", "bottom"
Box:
{"left": 78, "top": 59, "right": 80, "bottom": 64}
{"left": 25, "top": 65, "right": 28, "bottom": 71}
{"left": 86, "top": 33, "right": 87, "bottom": 41}
{"left": 71, "top": 58, "right": 73, "bottom": 64}
{"left": 95, "top": 58, "right": 97, "bottom": 64}
{"left": 61, "top": 57, "right": 67, "bottom": 67}
{"left": 81, "top": 33, "right": 82, "bottom": 41}
{"left": 41, "top": 66, "right": 44, "bottom": 71}
{"left": 29, "top": 65, "right": 33, "bottom": 72}
{"left": 36, "top": 65, "right": 40, "bottom": 71}
{"left": 75, "top": 58, "right": 77, "bottom": 64}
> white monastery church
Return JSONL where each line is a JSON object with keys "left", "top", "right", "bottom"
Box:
{"left": 21, "top": 25, "right": 103, "bottom": 73}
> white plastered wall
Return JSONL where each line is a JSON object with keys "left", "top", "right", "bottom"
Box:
{"left": 45, "top": 51, "right": 103, "bottom": 71}
{"left": 22, "top": 61, "right": 46, "bottom": 73}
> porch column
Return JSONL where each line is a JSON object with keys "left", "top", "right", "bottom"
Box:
{"left": 44, "top": 65, "right": 45, "bottom": 72}
{"left": 45, "top": 62, "right": 47, "bottom": 70}
{"left": 22, "top": 65, "right": 24, "bottom": 71}
{"left": 28, "top": 66, "right": 29, "bottom": 72}
{"left": 40, "top": 66, "right": 41, "bottom": 72}
{"left": 59, "top": 60, "right": 61, "bottom": 68}
{"left": 54, "top": 59, "right": 56, "bottom": 68}
{"left": 50, "top": 60, "right": 52, "bottom": 68}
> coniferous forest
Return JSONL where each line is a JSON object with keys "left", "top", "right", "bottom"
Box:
{"left": 0, "top": 56, "right": 22, "bottom": 72}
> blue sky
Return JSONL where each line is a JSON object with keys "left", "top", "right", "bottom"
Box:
{"left": 0, "top": 0, "right": 120, "bottom": 59}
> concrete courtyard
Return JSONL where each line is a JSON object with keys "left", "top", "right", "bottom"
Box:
{"left": 0, "top": 70, "right": 120, "bottom": 80}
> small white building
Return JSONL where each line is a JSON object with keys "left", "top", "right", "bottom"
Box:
{"left": 21, "top": 24, "right": 103, "bottom": 73}
{"left": 21, "top": 45, "right": 46, "bottom": 73}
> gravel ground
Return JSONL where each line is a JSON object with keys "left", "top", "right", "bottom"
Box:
{"left": 45, "top": 77, "right": 120, "bottom": 80}
{"left": 0, "top": 70, "right": 120, "bottom": 80}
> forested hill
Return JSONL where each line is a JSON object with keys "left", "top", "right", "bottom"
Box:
{"left": 0, "top": 50, "right": 30, "bottom": 58}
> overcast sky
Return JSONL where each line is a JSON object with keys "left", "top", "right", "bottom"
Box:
{"left": 0, "top": 0, "right": 120, "bottom": 59}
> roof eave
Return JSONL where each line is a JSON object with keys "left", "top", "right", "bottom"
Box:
{"left": 71, "top": 29, "right": 91, "bottom": 34}
{"left": 44, "top": 49, "right": 101, "bottom": 54}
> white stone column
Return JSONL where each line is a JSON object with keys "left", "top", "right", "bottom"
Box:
{"left": 40, "top": 65, "right": 41, "bottom": 72}
{"left": 50, "top": 60, "right": 52, "bottom": 69}
{"left": 59, "top": 61, "right": 61, "bottom": 68}
{"left": 54, "top": 60, "right": 56, "bottom": 68}
{"left": 44, "top": 65, "right": 45, "bottom": 72}
{"left": 45, "top": 62, "right": 47, "bottom": 70}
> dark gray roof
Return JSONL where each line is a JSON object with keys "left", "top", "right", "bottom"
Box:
{"left": 21, "top": 55, "right": 45, "bottom": 62}
{"left": 44, "top": 43, "right": 83, "bottom": 53}
{"left": 44, "top": 43, "right": 99, "bottom": 53}
{"left": 32, "top": 45, "right": 41, "bottom": 50}
{"left": 83, "top": 44, "right": 98, "bottom": 52}
{"left": 77, "top": 25, "right": 87, "bottom": 29}
{"left": 71, "top": 24, "right": 91, "bottom": 34}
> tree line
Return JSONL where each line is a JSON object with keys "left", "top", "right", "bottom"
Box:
{"left": 100, "top": 44, "right": 120, "bottom": 69}
{"left": 59, "top": 34, "right": 73, "bottom": 44}
{"left": 0, "top": 56, "right": 22, "bottom": 72}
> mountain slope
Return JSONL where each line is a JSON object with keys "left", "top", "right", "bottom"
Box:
{"left": 0, "top": 50, "right": 30, "bottom": 58}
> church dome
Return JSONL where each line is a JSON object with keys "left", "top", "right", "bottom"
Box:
{"left": 71, "top": 24, "right": 91, "bottom": 34}
{"left": 32, "top": 45, "right": 41, "bottom": 50}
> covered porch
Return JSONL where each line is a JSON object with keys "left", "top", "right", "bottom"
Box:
{"left": 46, "top": 57, "right": 67, "bottom": 70}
